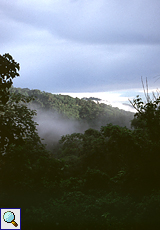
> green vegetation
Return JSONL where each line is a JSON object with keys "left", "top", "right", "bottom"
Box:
{"left": 1, "top": 53, "right": 160, "bottom": 230}
{"left": 10, "top": 87, "right": 134, "bottom": 129}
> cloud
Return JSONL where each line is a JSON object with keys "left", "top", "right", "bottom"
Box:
{"left": 11, "top": 42, "right": 159, "bottom": 93}
{"left": 0, "top": 0, "right": 160, "bottom": 96}
{"left": 1, "top": 0, "right": 160, "bottom": 45}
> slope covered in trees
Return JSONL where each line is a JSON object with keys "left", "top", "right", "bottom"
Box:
{"left": 11, "top": 87, "right": 134, "bottom": 128}
{"left": 10, "top": 87, "right": 135, "bottom": 152}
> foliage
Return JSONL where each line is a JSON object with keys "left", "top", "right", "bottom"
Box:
{"left": 58, "top": 118, "right": 160, "bottom": 193}
{"left": 135, "top": 191, "right": 160, "bottom": 229}
{"left": 18, "top": 190, "right": 160, "bottom": 230}
{"left": 0, "top": 53, "right": 20, "bottom": 106}
{"left": 59, "top": 132, "right": 84, "bottom": 157}
{"left": 0, "top": 93, "right": 40, "bottom": 154}
{"left": 0, "top": 54, "right": 40, "bottom": 155}
{"left": 0, "top": 54, "right": 62, "bottom": 191}
{"left": 131, "top": 95, "right": 160, "bottom": 142}
{"left": 84, "top": 168, "right": 109, "bottom": 189}
{"left": 22, "top": 191, "right": 135, "bottom": 230}
{"left": 11, "top": 87, "right": 134, "bottom": 129}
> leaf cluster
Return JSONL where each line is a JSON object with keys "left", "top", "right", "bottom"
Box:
{"left": 0, "top": 53, "right": 19, "bottom": 106}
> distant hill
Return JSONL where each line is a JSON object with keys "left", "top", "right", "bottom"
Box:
{"left": 11, "top": 87, "right": 134, "bottom": 127}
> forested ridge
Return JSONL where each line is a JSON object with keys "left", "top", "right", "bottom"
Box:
{"left": 10, "top": 87, "right": 134, "bottom": 153}
{"left": 10, "top": 87, "right": 134, "bottom": 128}
{"left": 1, "top": 54, "right": 160, "bottom": 230}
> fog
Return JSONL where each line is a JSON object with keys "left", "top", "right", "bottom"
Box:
{"left": 29, "top": 95, "right": 134, "bottom": 152}
{"left": 34, "top": 109, "right": 89, "bottom": 150}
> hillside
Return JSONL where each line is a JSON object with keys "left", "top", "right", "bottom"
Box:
{"left": 10, "top": 87, "right": 134, "bottom": 151}
{"left": 11, "top": 87, "right": 134, "bottom": 127}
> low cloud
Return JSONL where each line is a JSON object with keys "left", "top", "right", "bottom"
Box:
{"left": 34, "top": 109, "right": 89, "bottom": 150}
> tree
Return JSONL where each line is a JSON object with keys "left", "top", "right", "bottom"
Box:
{"left": 0, "top": 54, "right": 59, "bottom": 189}
{"left": 130, "top": 94, "right": 160, "bottom": 142}
{"left": 0, "top": 53, "right": 20, "bottom": 106}
{"left": 128, "top": 86, "right": 160, "bottom": 190}
{"left": 0, "top": 54, "right": 41, "bottom": 155}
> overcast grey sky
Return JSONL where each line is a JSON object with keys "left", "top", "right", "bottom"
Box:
{"left": 1, "top": 0, "right": 160, "bottom": 100}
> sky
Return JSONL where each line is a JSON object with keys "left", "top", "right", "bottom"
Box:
{"left": 1, "top": 0, "right": 160, "bottom": 111}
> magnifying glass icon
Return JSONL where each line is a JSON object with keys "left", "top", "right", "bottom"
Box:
{"left": 3, "top": 211, "right": 18, "bottom": 227}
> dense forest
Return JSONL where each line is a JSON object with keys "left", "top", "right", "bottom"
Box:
{"left": 1, "top": 53, "right": 160, "bottom": 230}
{"left": 10, "top": 87, "right": 134, "bottom": 151}
{"left": 10, "top": 87, "right": 134, "bottom": 127}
